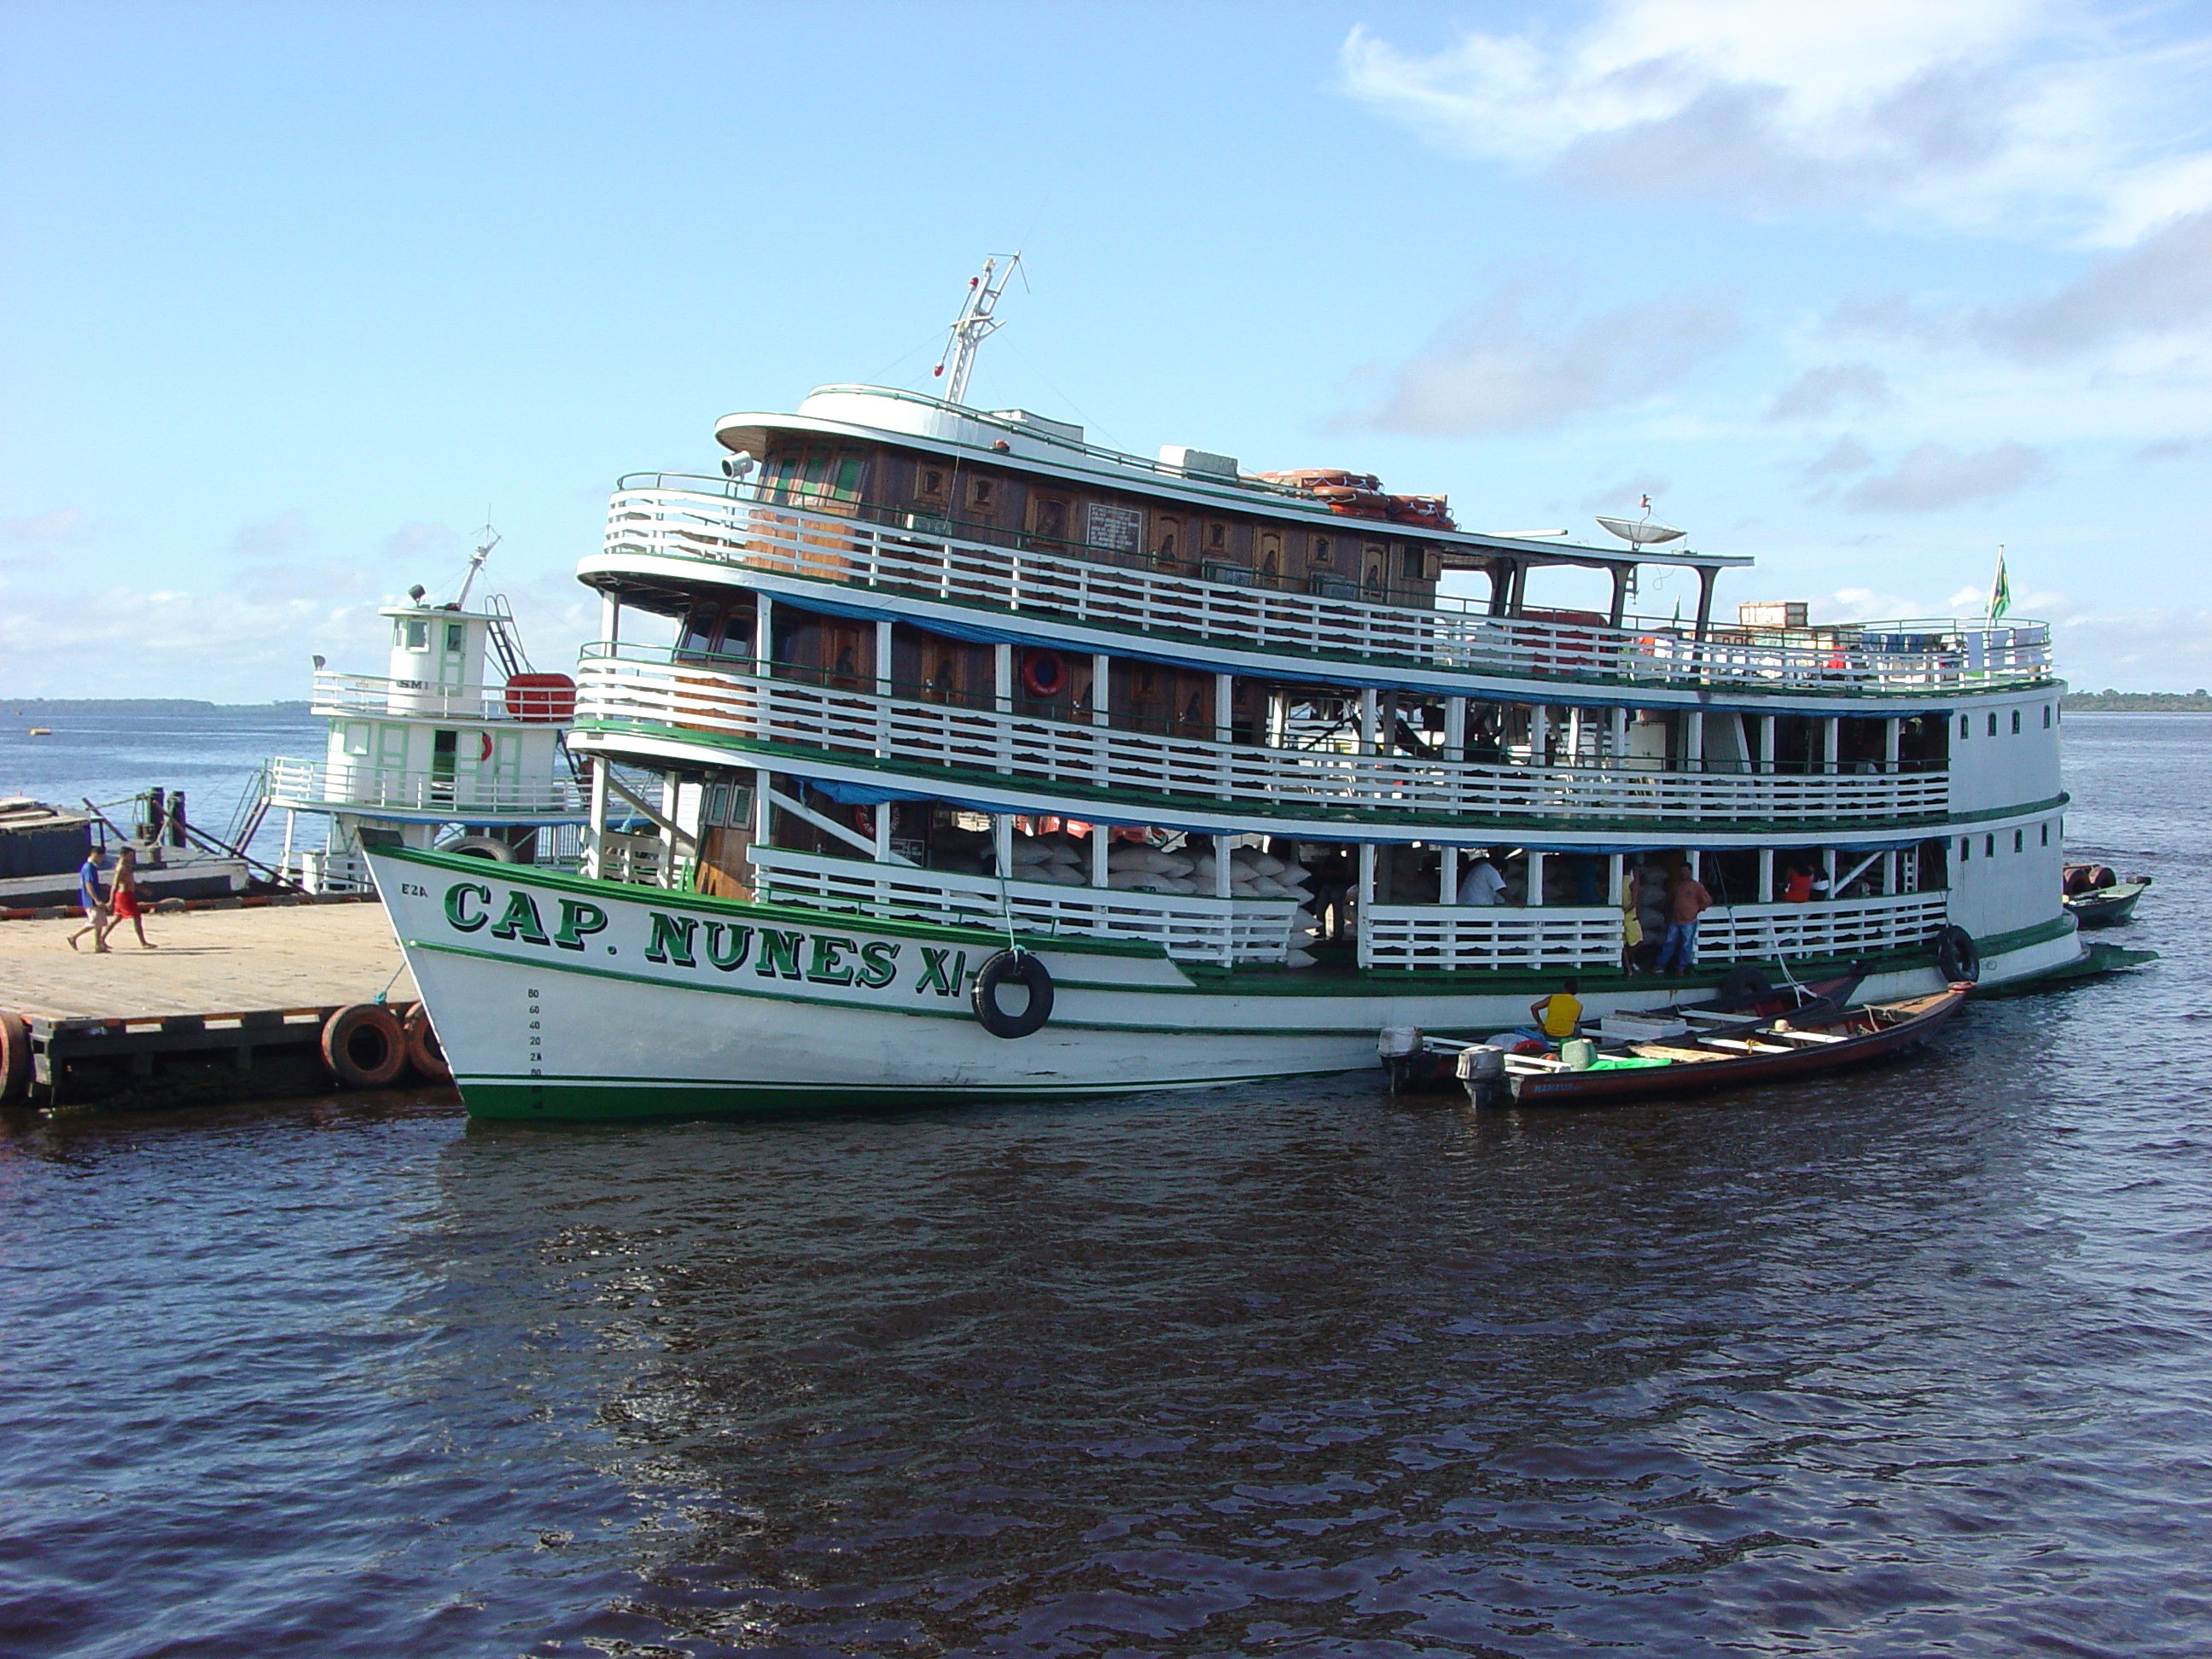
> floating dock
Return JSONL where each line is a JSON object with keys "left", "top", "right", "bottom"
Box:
{"left": 0, "top": 902, "right": 435, "bottom": 1109}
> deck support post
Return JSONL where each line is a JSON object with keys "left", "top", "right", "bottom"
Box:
{"left": 1693, "top": 565, "right": 1718, "bottom": 641}
{"left": 993, "top": 643, "right": 1014, "bottom": 715}
{"left": 992, "top": 815, "right": 1013, "bottom": 879}
{"left": 874, "top": 619, "right": 894, "bottom": 696}
{"left": 1759, "top": 713, "right": 1777, "bottom": 774}
{"left": 585, "top": 760, "right": 609, "bottom": 879}
{"left": 1214, "top": 835, "right": 1233, "bottom": 899}
{"left": 1609, "top": 567, "right": 1631, "bottom": 628}
{"left": 1608, "top": 853, "right": 1625, "bottom": 917}
{"left": 1883, "top": 716, "right": 1901, "bottom": 773}
{"left": 1822, "top": 716, "right": 1841, "bottom": 773}
{"left": 1685, "top": 710, "right": 1703, "bottom": 773}
{"left": 1527, "top": 849, "right": 1546, "bottom": 907}
{"left": 1357, "top": 841, "right": 1376, "bottom": 922}
{"left": 1091, "top": 824, "right": 1110, "bottom": 889}
{"left": 1757, "top": 846, "right": 1774, "bottom": 900}
{"left": 1439, "top": 845, "right": 1458, "bottom": 904}
{"left": 1213, "top": 673, "right": 1232, "bottom": 744}
{"left": 754, "top": 593, "right": 773, "bottom": 669}
{"left": 1359, "top": 689, "right": 1379, "bottom": 755}
{"left": 600, "top": 591, "right": 621, "bottom": 649}
{"left": 1528, "top": 704, "right": 1547, "bottom": 765}
{"left": 1609, "top": 706, "right": 1627, "bottom": 761}
{"left": 1091, "top": 654, "right": 1110, "bottom": 729}
{"left": 1445, "top": 696, "right": 1467, "bottom": 763}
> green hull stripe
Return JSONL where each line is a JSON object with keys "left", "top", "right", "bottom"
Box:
{"left": 461, "top": 1071, "right": 1310, "bottom": 1121}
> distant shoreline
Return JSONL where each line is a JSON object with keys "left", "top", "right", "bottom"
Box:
{"left": 3, "top": 699, "right": 313, "bottom": 713}
{"left": 2062, "top": 693, "right": 2212, "bottom": 712}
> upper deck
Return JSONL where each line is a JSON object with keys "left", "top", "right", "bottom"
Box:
{"left": 590, "top": 473, "right": 2052, "bottom": 705}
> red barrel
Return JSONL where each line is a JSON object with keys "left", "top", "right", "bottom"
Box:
{"left": 504, "top": 672, "right": 577, "bottom": 722}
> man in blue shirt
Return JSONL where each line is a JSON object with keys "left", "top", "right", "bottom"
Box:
{"left": 67, "top": 847, "right": 110, "bottom": 952}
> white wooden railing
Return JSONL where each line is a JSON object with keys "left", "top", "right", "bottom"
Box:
{"left": 574, "top": 651, "right": 1952, "bottom": 828}
{"left": 748, "top": 846, "right": 1301, "bottom": 965}
{"left": 600, "top": 480, "right": 2053, "bottom": 695}
{"left": 268, "top": 757, "right": 585, "bottom": 818}
{"left": 1359, "top": 890, "right": 1951, "bottom": 971}
{"left": 1693, "top": 893, "right": 1951, "bottom": 962}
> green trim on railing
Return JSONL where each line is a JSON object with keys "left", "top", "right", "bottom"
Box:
{"left": 573, "top": 714, "right": 2059, "bottom": 839}
{"left": 588, "top": 541, "right": 2056, "bottom": 705}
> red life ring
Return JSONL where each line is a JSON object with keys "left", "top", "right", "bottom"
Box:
{"left": 1021, "top": 650, "right": 1068, "bottom": 698}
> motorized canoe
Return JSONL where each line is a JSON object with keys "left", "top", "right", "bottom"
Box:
{"left": 2063, "top": 878, "right": 2150, "bottom": 927}
{"left": 1489, "top": 984, "right": 1970, "bottom": 1106}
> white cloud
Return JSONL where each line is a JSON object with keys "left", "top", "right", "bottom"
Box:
{"left": 1766, "top": 364, "right": 1890, "bottom": 421}
{"left": 1805, "top": 435, "right": 1877, "bottom": 480}
{"left": 1344, "top": 273, "right": 1738, "bottom": 434}
{"left": 1341, "top": 2, "right": 2212, "bottom": 243}
{"left": 0, "top": 509, "right": 96, "bottom": 545}
{"left": 1841, "top": 440, "right": 2052, "bottom": 509}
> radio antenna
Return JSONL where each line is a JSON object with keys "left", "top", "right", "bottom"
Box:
{"left": 933, "top": 253, "right": 1022, "bottom": 407}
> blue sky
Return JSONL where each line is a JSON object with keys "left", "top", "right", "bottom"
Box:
{"left": 4, "top": 0, "right": 2209, "bottom": 698}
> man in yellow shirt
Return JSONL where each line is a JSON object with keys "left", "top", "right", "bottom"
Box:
{"left": 1528, "top": 978, "right": 1584, "bottom": 1042}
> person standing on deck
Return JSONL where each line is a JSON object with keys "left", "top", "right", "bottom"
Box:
{"left": 1656, "top": 862, "right": 1712, "bottom": 975}
{"left": 67, "top": 847, "right": 110, "bottom": 952}
{"left": 1457, "top": 852, "right": 1507, "bottom": 906}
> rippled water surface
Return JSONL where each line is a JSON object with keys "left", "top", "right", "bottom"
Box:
{"left": 4, "top": 713, "right": 2209, "bottom": 1657}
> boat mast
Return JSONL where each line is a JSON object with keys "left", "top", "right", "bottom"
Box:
{"left": 453, "top": 522, "right": 500, "bottom": 610}
{"left": 933, "top": 253, "right": 1022, "bottom": 407}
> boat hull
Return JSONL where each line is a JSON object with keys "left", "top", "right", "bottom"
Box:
{"left": 2063, "top": 882, "right": 2148, "bottom": 927}
{"left": 367, "top": 848, "right": 2075, "bottom": 1121}
{"left": 1505, "top": 989, "right": 1965, "bottom": 1105}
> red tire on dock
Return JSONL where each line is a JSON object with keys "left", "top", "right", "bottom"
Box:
{"left": 320, "top": 1004, "right": 406, "bottom": 1090}
{"left": 0, "top": 1010, "right": 30, "bottom": 1103}
{"left": 402, "top": 1003, "right": 451, "bottom": 1084}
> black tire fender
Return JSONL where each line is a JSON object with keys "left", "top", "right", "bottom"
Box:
{"left": 971, "top": 950, "right": 1054, "bottom": 1039}
{"left": 321, "top": 1004, "right": 406, "bottom": 1089}
{"left": 402, "top": 1002, "right": 452, "bottom": 1084}
{"left": 444, "top": 835, "right": 516, "bottom": 862}
{"left": 1933, "top": 924, "right": 1981, "bottom": 985}
{"left": 0, "top": 1010, "right": 31, "bottom": 1103}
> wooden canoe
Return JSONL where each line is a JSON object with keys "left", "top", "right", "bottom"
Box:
{"left": 1500, "top": 985, "right": 1969, "bottom": 1105}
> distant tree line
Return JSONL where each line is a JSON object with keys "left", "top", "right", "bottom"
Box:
{"left": 4, "top": 698, "right": 313, "bottom": 713}
{"left": 2061, "top": 690, "right": 2212, "bottom": 711}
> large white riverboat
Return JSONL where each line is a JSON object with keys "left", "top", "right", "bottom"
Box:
{"left": 369, "top": 295, "right": 2075, "bottom": 1120}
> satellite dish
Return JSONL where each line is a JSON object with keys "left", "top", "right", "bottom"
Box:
{"left": 1596, "top": 515, "right": 1686, "bottom": 546}
{"left": 721, "top": 449, "right": 757, "bottom": 480}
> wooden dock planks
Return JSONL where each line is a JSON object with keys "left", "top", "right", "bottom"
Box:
{"left": 0, "top": 904, "right": 415, "bottom": 1020}
{"left": 1, "top": 905, "right": 422, "bottom": 1107}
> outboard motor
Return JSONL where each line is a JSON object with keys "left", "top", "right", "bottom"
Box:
{"left": 1378, "top": 1026, "right": 1426, "bottom": 1093}
{"left": 1456, "top": 1044, "right": 1508, "bottom": 1109}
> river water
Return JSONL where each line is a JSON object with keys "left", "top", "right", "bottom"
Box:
{"left": 2, "top": 713, "right": 2207, "bottom": 1656}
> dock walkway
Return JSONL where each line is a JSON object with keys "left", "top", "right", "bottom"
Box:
{"left": 1, "top": 905, "right": 428, "bottom": 1109}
